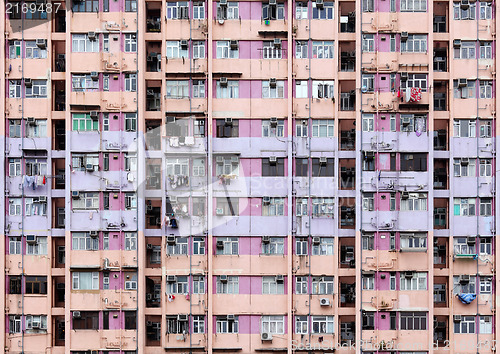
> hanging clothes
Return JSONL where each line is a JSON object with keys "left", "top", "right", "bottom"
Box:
{"left": 457, "top": 293, "right": 476, "bottom": 304}
{"left": 409, "top": 87, "right": 422, "bottom": 102}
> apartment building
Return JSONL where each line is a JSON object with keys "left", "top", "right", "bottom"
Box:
{"left": 0, "top": 0, "right": 498, "bottom": 353}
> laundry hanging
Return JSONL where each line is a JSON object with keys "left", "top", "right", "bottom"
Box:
{"left": 457, "top": 293, "right": 476, "bottom": 304}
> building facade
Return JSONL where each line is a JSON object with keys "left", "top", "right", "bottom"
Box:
{"left": 1, "top": 0, "right": 499, "bottom": 353}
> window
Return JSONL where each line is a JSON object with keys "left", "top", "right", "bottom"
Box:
{"left": 124, "top": 113, "right": 137, "bottom": 132}
{"left": 311, "top": 316, "right": 334, "bottom": 334}
{"left": 362, "top": 275, "right": 374, "bottom": 290}
{"left": 480, "top": 41, "right": 492, "bottom": 59}
{"left": 479, "top": 81, "right": 492, "bottom": 99}
{"left": 192, "top": 315, "right": 205, "bottom": 334}
{"left": 9, "top": 41, "right": 21, "bottom": 59}
{"left": 296, "top": 41, "right": 308, "bottom": 59}
{"left": 401, "top": 34, "right": 427, "bottom": 52}
{"left": 194, "top": 118, "right": 206, "bottom": 137}
{"left": 73, "top": 311, "right": 99, "bottom": 330}
{"left": 454, "top": 158, "right": 476, "bottom": 177}
{"left": 400, "top": 312, "right": 427, "bottom": 330}
{"left": 72, "top": 74, "right": 99, "bottom": 92}
{"left": 312, "top": 41, "right": 334, "bottom": 58}
{"left": 454, "top": 41, "right": 475, "bottom": 59}
{"left": 9, "top": 119, "right": 21, "bottom": 137}
{"left": 295, "top": 80, "right": 308, "bottom": 99}
{"left": 167, "top": 276, "right": 188, "bottom": 294}
{"left": 262, "top": 237, "right": 284, "bottom": 255}
{"left": 193, "top": 2, "right": 205, "bottom": 19}
{"left": 262, "top": 41, "right": 282, "bottom": 59}
{"left": 362, "top": 193, "right": 374, "bottom": 211}
{"left": 362, "top": 74, "right": 374, "bottom": 92}
{"left": 9, "top": 316, "right": 21, "bottom": 334}
{"left": 216, "top": 197, "right": 239, "bottom": 216}
{"left": 480, "top": 238, "right": 492, "bottom": 255}
{"left": 454, "top": 2, "right": 476, "bottom": 19}
{"left": 400, "top": 153, "right": 427, "bottom": 171}
{"left": 217, "top": 2, "right": 239, "bottom": 20}
{"left": 295, "top": 159, "right": 308, "bottom": 177}
{"left": 216, "top": 41, "right": 239, "bottom": 59}
{"left": 193, "top": 276, "right": 205, "bottom": 294}
{"left": 400, "top": 272, "right": 427, "bottom": 290}
{"left": 215, "top": 156, "right": 239, "bottom": 176}
{"left": 454, "top": 119, "right": 476, "bottom": 137}
{"left": 166, "top": 316, "right": 189, "bottom": 334}
{"left": 401, "top": 73, "right": 427, "bottom": 92}
{"left": 27, "top": 236, "right": 47, "bottom": 255}
{"left": 24, "top": 198, "right": 47, "bottom": 216}
{"left": 312, "top": 1, "right": 334, "bottom": 19}
{"left": 296, "top": 316, "right": 308, "bottom": 334}
{"left": 480, "top": 276, "right": 492, "bottom": 294}
{"left": 72, "top": 192, "right": 99, "bottom": 210}
{"left": 453, "top": 198, "right": 475, "bottom": 216}
{"left": 262, "top": 3, "right": 285, "bottom": 20}
{"left": 453, "top": 237, "right": 476, "bottom": 255}
{"left": 390, "top": 35, "right": 397, "bottom": 51}
{"left": 192, "top": 42, "right": 205, "bottom": 59}
{"left": 401, "top": 193, "right": 427, "bottom": 211}
{"left": 216, "top": 80, "right": 239, "bottom": 98}
{"left": 312, "top": 238, "right": 334, "bottom": 255}
{"left": 216, "top": 316, "right": 239, "bottom": 333}
{"left": 120, "top": 233, "right": 136, "bottom": 252}
{"left": 9, "top": 198, "right": 22, "bottom": 216}
{"left": 124, "top": 74, "right": 137, "bottom": 92}
{"left": 312, "top": 276, "right": 334, "bottom": 294}
{"left": 124, "top": 153, "right": 137, "bottom": 172}
{"left": 193, "top": 158, "right": 206, "bottom": 177}
{"left": 8, "top": 80, "right": 22, "bottom": 98}
{"left": 166, "top": 41, "right": 188, "bottom": 58}
{"left": 72, "top": 272, "right": 99, "bottom": 290}
{"left": 72, "top": 0, "right": 99, "bottom": 12}
{"left": 166, "top": 237, "right": 188, "bottom": 255}
{"left": 72, "top": 113, "right": 98, "bottom": 132}
{"left": 312, "top": 198, "right": 335, "bottom": 217}
{"left": 362, "top": 0, "right": 374, "bottom": 12}
{"left": 262, "top": 119, "right": 285, "bottom": 137}
{"left": 124, "top": 311, "right": 137, "bottom": 330}
{"left": 72, "top": 232, "right": 98, "bottom": 251}
{"left": 362, "top": 234, "right": 374, "bottom": 250}
{"left": 166, "top": 2, "right": 188, "bottom": 19}
{"left": 480, "top": 120, "right": 492, "bottom": 138}
{"left": 312, "top": 120, "right": 334, "bottom": 137}
{"left": 401, "top": 0, "right": 426, "bottom": 12}
{"left": 166, "top": 80, "right": 189, "bottom": 98}
{"left": 125, "top": 0, "right": 137, "bottom": 12}
{"left": 262, "top": 158, "right": 285, "bottom": 177}
{"left": 479, "top": 316, "right": 492, "bottom": 334}
{"left": 363, "top": 312, "right": 375, "bottom": 330}
{"left": 261, "top": 315, "right": 285, "bottom": 334}
{"left": 295, "top": 276, "right": 308, "bottom": 294}
{"left": 479, "top": 2, "right": 492, "bottom": 19}
{"left": 296, "top": 238, "right": 308, "bottom": 255}
{"left": 453, "top": 80, "right": 476, "bottom": 99}
{"left": 9, "top": 237, "right": 21, "bottom": 255}
{"left": 362, "top": 114, "right": 374, "bottom": 132}
{"left": 25, "top": 80, "right": 47, "bottom": 98}
{"left": 480, "top": 198, "right": 492, "bottom": 216}
{"left": 296, "top": 2, "right": 308, "bottom": 19}
{"left": 216, "top": 237, "right": 239, "bottom": 255}
{"left": 193, "top": 237, "right": 206, "bottom": 255}
{"left": 390, "top": 194, "right": 396, "bottom": 211}
{"left": 9, "top": 158, "right": 21, "bottom": 176}
{"left": 262, "top": 80, "right": 285, "bottom": 98}
{"left": 216, "top": 275, "right": 239, "bottom": 294}
{"left": 71, "top": 154, "right": 98, "bottom": 172}
{"left": 362, "top": 34, "right": 375, "bottom": 52}
{"left": 313, "top": 80, "right": 334, "bottom": 99}
{"left": 434, "top": 284, "right": 446, "bottom": 303}
{"left": 262, "top": 276, "right": 285, "bottom": 294}
{"left": 25, "top": 315, "right": 48, "bottom": 331}
{"left": 454, "top": 316, "right": 475, "bottom": 334}
{"left": 400, "top": 233, "right": 427, "bottom": 251}
{"left": 453, "top": 275, "right": 476, "bottom": 294}
{"left": 25, "top": 41, "right": 47, "bottom": 59}
{"left": 25, "top": 276, "right": 47, "bottom": 295}
{"left": 72, "top": 34, "right": 99, "bottom": 53}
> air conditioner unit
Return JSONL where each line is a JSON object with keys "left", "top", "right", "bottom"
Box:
{"left": 227, "top": 314, "right": 235, "bottom": 321}
{"left": 225, "top": 117, "right": 233, "bottom": 126}
{"left": 38, "top": 196, "right": 46, "bottom": 202}
{"left": 180, "top": 40, "right": 189, "bottom": 49}
{"left": 220, "top": 0, "right": 228, "bottom": 5}
{"left": 89, "top": 231, "right": 98, "bottom": 237}
{"left": 36, "top": 39, "right": 46, "bottom": 49}
{"left": 270, "top": 117, "right": 278, "bottom": 127}
{"left": 401, "top": 32, "right": 408, "bottom": 41}
{"left": 404, "top": 271, "right": 413, "bottom": 279}
{"left": 460, "top": 158, "right": 469, "bottom": 165}
{"left": 72, "top": 191, "right": 80, "bottom": 199}
{"left": 320, "top": 298, "right": 331, "bottom": 306}
{"left": 262, "top": 236, "right": 271, "bottom": 244}
{"left": 177, "top": 314, "right": 188, "bottom": 321}
{"left": 269, "top": 0, "right": 277, "bottom": 5}
{"left": 26, "top": 235, "right": 37, "bottom": 243}
{"left": 261, "top": 332, "right": 273, "bottom": 341}
{"left": 453, "top": 39, "right": 462, "bottom": 47}
{"left": 400, "top": 72, "right": 408, "bottom": 80}
{"left": 402, "top": 117, "right": 411, "bottom": 125}
{"left": 216, "top": 156, "right": 225, "bottom": 164}
{"left": 231, "top": 156, "right": 239, "bottom": 164}
{"left": 147, "top": 89, "right": 155, "bottom": 97}
{"left": 273, "top": 38, "right": 282, "bottom": 48}
{"left": 319, "top": 157, "right": 327, "bottom": 165}
{"left": 86, "top": 164, "right": 94, "bottom": 171}
{"left": 90, "top": 111, "right": 99, "bottom": 120}
{"left": 458, "top": 78, "right": 467, "bottom": 87}
{"left": 90, "top": 71, "right": 99, "bottom": 80}
{"left": 168, "top": 196, "right": 177, "bottom": 203}
{"left": 312, "top": 237, "right": 321, "bottom": 245}
{"left": 147, "top": 243, "right": 153, "bottom": 249}
{"left": 24, "top": 78, "right": 32, "bottom": 87}
{"left": 88, "top": 32, "right": 96, "bottom": 41}
{"left": 230, "top": 40, "right": 238, "bottom": 50}
{"left": 316, "top": 0, "right": 324, "bottom": 8}
{"left": 275, "top": 275, "right": 284, "bottom": 283}
{"left": 263, "top": 196, "right": 271, "bottom": 204}
{"left": 167, "top": 236, "right": 176, "bottom": 245}
{"left": 269, "top": 78, "right": 277, "bottom": 87}
{"left": 453, "top": 315, "right": 462, "bottom": 322}
{"left": 26, "top": 117, "right": 36, "bottom": 125}
{"left": 401, "top": 191, "right": 409, "bottom": 199}
{"left": 31, "top": 321, "right": 41, "bottom": 329}
{"left": 146, "top": 320, "right": 153, "bottom": 325}
{"left": 461, "top": 0, "right": 469, "bottom": 9}
{"left": 364, "top": 151, "right": 375, "bottom": 159}
{"left": 220, "top": 275, "right": 228, "bottom": 283}
{"left": 220, "top": 77, "right": 228, "bottom": 87}
{"left": 167, "top": 275, "right": 177, "bottom": 282}
{"left": 216, "top": 208, "right": 224, "bottom": 215}
{"left": 216, "top": 240, "right": 224, "bottom": 249}
{"left": 269, "top": 156, "right": 277, "bottom": 164}
{"left": 147, "top": 204, "right": 153, "bottom": 211}
{"left": 459, "top": 275, "right": 470, "bottom": 284}
{"left": 73, "top": 311, "right": 81, "bottom": 319}
{"left": 467, "top": 236, "right": 476, "bottom": 245}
